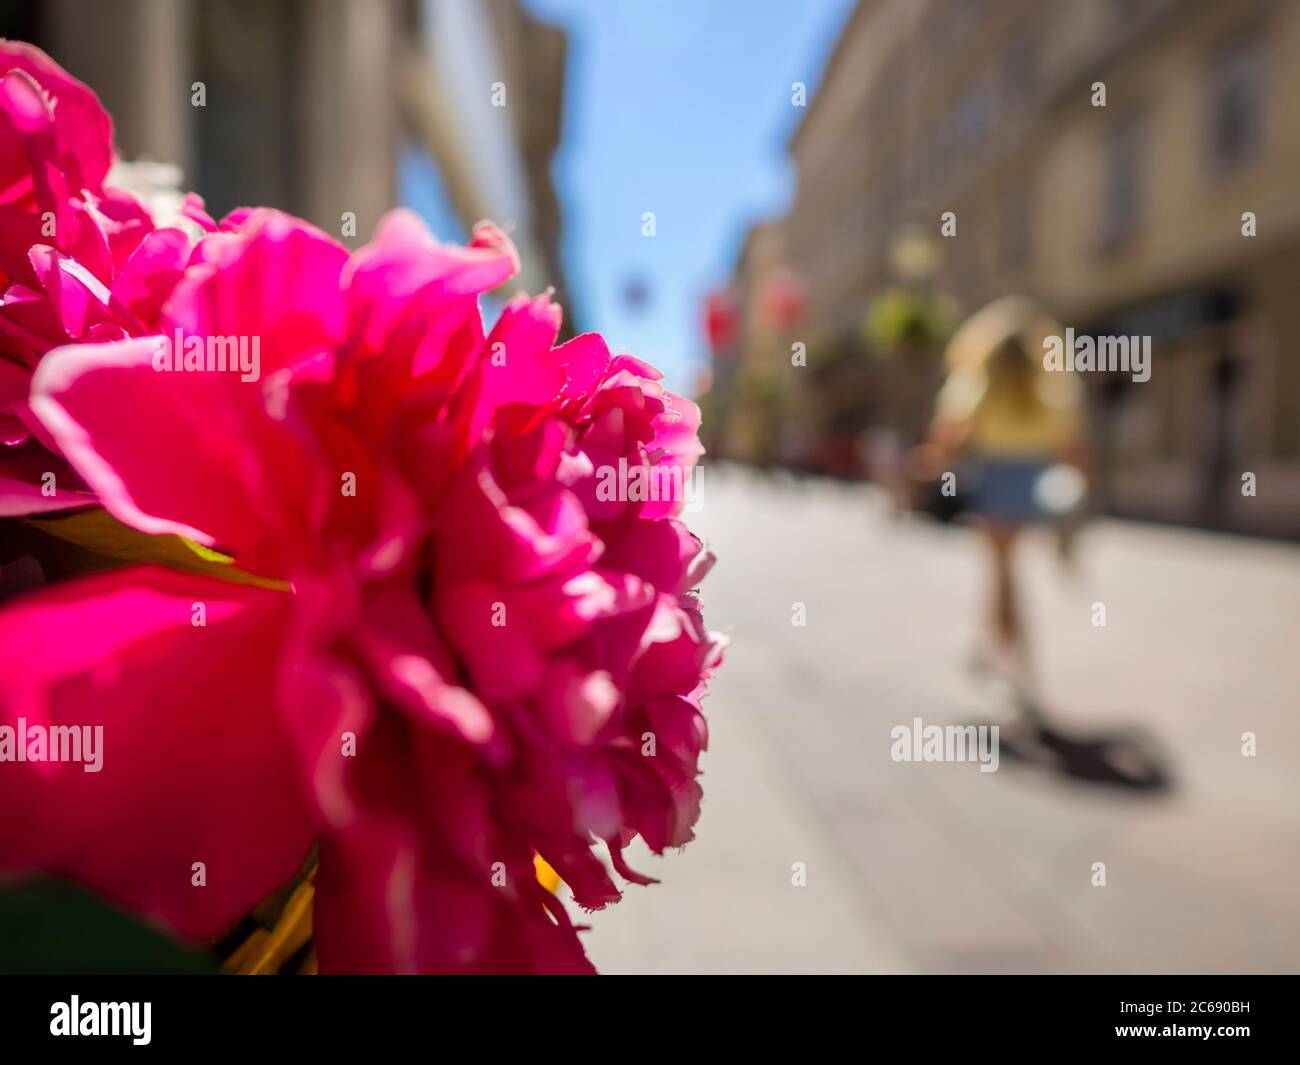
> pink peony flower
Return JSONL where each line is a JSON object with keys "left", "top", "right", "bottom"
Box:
{"left": 0, "top": 41, "right": 199, "bottom": 516}
{"left": 0, "top": 207, "right": 720, "bottom": 973}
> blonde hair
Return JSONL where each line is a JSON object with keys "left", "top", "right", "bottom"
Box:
{"left": 934, "top": 297, "right": 1083, "bottom": 438}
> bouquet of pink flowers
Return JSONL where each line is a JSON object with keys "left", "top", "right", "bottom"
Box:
{"left": 0, "top": 41, "right": 720, "bottom": 974}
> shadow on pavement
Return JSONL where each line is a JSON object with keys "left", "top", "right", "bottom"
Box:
{"left": 993, "top": 701, "right": 1175, "bottom": 794}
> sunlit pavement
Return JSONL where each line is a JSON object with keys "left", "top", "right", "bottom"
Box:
{"left": 581, "top": 466, "right": 1300, "bottom": 974}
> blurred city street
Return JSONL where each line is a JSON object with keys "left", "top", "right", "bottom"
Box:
{"left": 3, "top": 0, "right": 1298, "bottom": 985}
{"left": 584, "top": 468, "right": 1300, "bottom": 974}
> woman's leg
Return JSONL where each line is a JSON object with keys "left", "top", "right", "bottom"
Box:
{"left": 981, "top": 520, "right": 1045, "bottom": 720}
{"left": 986, "top": 522, "right": 1022, "bottom": 654}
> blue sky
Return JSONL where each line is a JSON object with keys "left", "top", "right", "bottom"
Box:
{"left": 521, "top": 0, "right": 857, "bottom": 393}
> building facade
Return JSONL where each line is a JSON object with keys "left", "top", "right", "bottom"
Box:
{"left": 718, "top": 0, "right": 1300, "bottom": 536}
{"left": 5, "top": 0, "right": 570, "bottom": 309}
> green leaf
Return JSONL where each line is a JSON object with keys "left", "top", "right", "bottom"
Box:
{"left": 0, "top": 876, "right": 216, "bottom": 974}
{"left": 25, "top": 508, "right": 287, "bottom": 590}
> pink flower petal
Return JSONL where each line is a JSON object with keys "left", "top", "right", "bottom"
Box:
{"left": 31, "top": 335, "right": 326, "bottom": 574}
{"left": 0, "top": 41, "right": 113, "bottom": 195}
{"left": 0, "top": 565, "right": 317, "bottom": 941}
{"left": 0, "top": 442, "right": 95, "bottom": 515}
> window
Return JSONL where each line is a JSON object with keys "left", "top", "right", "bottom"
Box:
{"left": 1000, "top": 183, "right": 1032, "bottom": 269}
{"left": 1003, "top": 36, "right": 1038, "bottom": 105}
{"left": 1209, "top": 32, "right": 1266, "bottom": 173}
{"left": 194, "top": 0, "right": 301, "bottom": 219}
{"left": 1100, "top": 115, "right": 1145, "bottom": 253}
{"left": 955, "top": 83, "right": 994, "bottom": 149}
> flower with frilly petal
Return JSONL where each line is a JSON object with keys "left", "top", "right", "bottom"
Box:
{"left": 0, "top": 207, "right": 721, "bottom": 973}
{"left": 0, "top": 41, "right": 206, "bottom": 516}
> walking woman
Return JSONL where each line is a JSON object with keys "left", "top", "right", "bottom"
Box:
{"left": 926, "top": 298, "right": 1088, "bottom": 693}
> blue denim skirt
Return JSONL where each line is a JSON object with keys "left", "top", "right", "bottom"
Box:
{"left": 967, "top": 457, "right": 1052, "bottom": 523}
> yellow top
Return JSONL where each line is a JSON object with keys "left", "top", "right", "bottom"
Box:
{"left": 935, "top": 297, "right": 1084, "bottom": 459}
{"left": 935, "top": 367, "right": 1081, "bottom": 458}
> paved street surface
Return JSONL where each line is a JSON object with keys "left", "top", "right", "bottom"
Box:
{"left": 581, "top": 467, "right": 1300, "bottom": 973}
